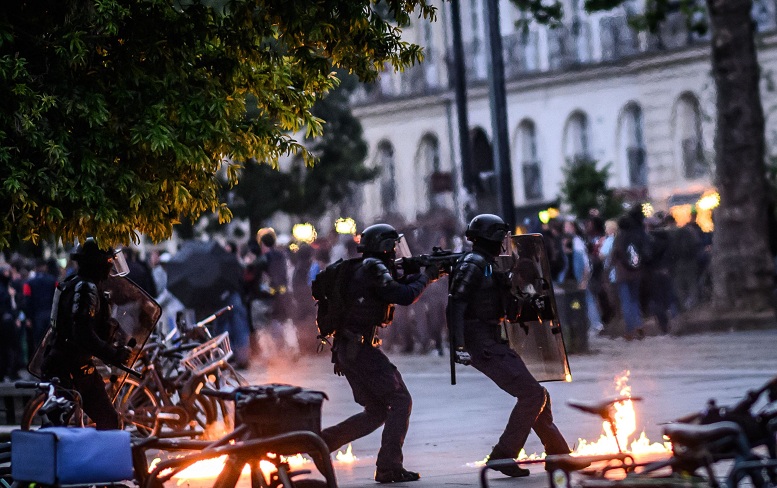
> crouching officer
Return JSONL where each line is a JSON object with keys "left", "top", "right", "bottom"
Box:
{"left": 321, "top": 223, "right": 440, "bottom": 483}
{"left": 40, "top": 238, "right": 132, "bottom": 430}
{"left": 447, "top": 214, "right": 570, "bottom": 477}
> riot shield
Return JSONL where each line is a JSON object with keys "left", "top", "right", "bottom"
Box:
{"left": 28, "top": 276, "right": 161, "bottom": 399}
{"left": 495, "top": 234, "right": 571, "bottom": 383}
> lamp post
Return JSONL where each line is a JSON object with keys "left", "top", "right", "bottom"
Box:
{"left": 484, "top": 0, "right": 516, "bottom": 228}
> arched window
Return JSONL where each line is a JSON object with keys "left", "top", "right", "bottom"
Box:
{"left": 416, "top": 134, "right": 442, "bottom": 211}
{"left": 674, "top": 93, "right": 706, "bottom": 179}
{"left": 376, "top": 141, "right": 398, "bottom": 214}
{"left": 618, "top": 103, "right": 647, "bottom": 187}
{"left": 516, "top": 120, "right": 543, "bottom": 201}
{"left": 563, "top": 111, "right": 590, "bottom": 164}
{"left": 469, "top": 127, "right": 499, "bottom": 215}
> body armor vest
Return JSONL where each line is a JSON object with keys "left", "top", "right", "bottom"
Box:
{"left": 343, "top": 257, "right": 394, "bottom": 332}
{"left": 450, "top": 252, "right": 511, "bottom": 322}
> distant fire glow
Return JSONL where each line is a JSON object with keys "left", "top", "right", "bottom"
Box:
{"left": 335, "top": 217, "right": 357, "bottom": 235}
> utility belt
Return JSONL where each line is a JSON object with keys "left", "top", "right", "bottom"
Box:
{"left": 464, "top": 317, "right": 510, "bottom": 344}
{"left": 335, "top": 327, "right": 382, "bottom": 362}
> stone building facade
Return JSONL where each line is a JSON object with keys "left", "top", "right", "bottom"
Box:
{"left": 346, "top": 0, "right": 777, "bottom": 229}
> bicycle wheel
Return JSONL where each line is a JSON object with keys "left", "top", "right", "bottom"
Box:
{"left": 113, "top": 377, "right": 160, "bottom": 437}
{"left": 19, "top": 392, "right": 89, "bottom": 430}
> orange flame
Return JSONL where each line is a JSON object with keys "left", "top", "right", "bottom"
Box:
{"left": 149, "top": 451, "right": 311, "bottom": 484}
{"left": 469, "top": 370, "right": 670, "bottom": 467}
{"left": 335, "top": 443, "right": 358, "bottom": 464}
{"left": 573, "top": 371, "right": 670, "bottom": 456}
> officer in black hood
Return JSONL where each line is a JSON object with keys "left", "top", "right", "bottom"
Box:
{"left": 40, "top": 238, "right": 131, "bottom": 429}
{"left": 320, "top": 223, "right": 440, "bottom": 483}
{"left": 447, "top": 214, "right": 570, "bottom": 477}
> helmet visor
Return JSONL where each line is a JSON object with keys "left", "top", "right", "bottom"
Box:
{"left": 395, "top": 235, "right": 413, "bottom": 260}
{"left": 109, "top": 249, "right": 130, "bottom": 277}
{"left": 500, "top": 232, "right": 514, "bottom": 256}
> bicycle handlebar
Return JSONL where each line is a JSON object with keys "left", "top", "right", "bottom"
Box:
{"left": 199, "top": 387, "right": 235, "bottom": 400}
{"left": 14, "top": 380, "right": 48, "bottom": 390}
{"left": 194, "top": 305, "right": 234, "bottom": 329}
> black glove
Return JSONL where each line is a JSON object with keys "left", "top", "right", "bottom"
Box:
{"left": 114, "top": 346, "right": 132, "bottom": 365}
{"left": 333, "top": 361, "right": 344, "bottom": 377}
{"left": 454, "top": 348, "right": 471, "bottom": 366}
{"left": 402, "top": 259, "right": 421, "bottom": 275}
{"left": 424, "top": 263, "right": 442, "bottom": 283}
{"left": 529, "top": 294, "right": 553, "bottom": 321}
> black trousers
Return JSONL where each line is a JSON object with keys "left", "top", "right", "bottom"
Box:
{"left": 43, "top": 359, "right": 120, "bottom": 430}
{"left": 469, "top": 341, "right": 569, "bottom": 457}
{"left": 321, "top": 344, "right": 412, "bottom": 471}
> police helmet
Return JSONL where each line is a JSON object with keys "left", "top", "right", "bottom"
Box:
{"left": 71, "top": 238, "right": 129, "bottom": 277}
{"left": 465, "top": 214, "right": 509, "bottom": 243}
{"left": 357, "top": 224, "right": 400, "bottom": 255}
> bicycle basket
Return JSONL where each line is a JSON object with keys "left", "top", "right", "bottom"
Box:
{"left": 180, "top": 332, "right": 233, "bottom": 376}
{"left": 234, "top": 384, "right": 328, "bottom": 437}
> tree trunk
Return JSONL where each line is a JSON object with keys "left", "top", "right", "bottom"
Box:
{"left": 707, "top": 0, "right": 774, "bottom": 312}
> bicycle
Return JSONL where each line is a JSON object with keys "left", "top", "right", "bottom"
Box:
{"left": 16, "top": 378, "right": 87, "bottom": 431}
{"left": 481, "top": 377, "right": 777, "bottom": 488}
{"left": 20, "top": 306, "right": 245, "bottom": 439}
{"left": 137, "top": 384, "right": 337, "bottom": 488}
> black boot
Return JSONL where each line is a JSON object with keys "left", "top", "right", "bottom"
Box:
{"left": 374, "top": 468, "right": 421, "bottom": 483}
{"left": 487, "top": 446, "right": 530, "bottom": 478}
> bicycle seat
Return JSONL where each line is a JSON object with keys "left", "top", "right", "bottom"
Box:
{"left": 568, "top": 397, "right": 643, "bottom": 419}
{"left": 662, "top": 421, "right": 742, "bottom": 447}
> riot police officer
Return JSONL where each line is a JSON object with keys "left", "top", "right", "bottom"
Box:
{"left": 447, "top": 214, "right": 569, "bottom": 477}
{"left": 41, "top": 238, "right": 131, "bottom": 430}
{"left": 320, "top": 223, "right": 440, "bottom": 483}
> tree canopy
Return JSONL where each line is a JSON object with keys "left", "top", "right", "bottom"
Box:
{"left": 228, "top": 71, "right": 376, "bottom": 235}
{"left": 0, "top": 0, "right": 434, "bottom": 249}
{"left": 560, "top": 158, "right": 623, "bottom": 220}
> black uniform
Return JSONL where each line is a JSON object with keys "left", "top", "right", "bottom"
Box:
{"left": 321, "top": 257, "right": 430, "bottom": 474}
{"left": 41, "top": 258, "right": 126, "bottom": 430}
{"left": 448, "top": 249, "right": 569, "bottom": 463}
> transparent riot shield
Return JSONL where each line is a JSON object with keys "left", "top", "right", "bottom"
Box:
{"left": 495, "top": 234, "right": 571, "bottom": 383}
{"left": 28, "top": 276, "right": 161, "bottom": 399}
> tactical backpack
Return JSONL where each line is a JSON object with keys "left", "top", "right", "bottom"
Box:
{"left": 310, "top": 258, "right": 361, "bottom": 344}
{"left": 623, "top": 232, "right": 653, "bottom": 271}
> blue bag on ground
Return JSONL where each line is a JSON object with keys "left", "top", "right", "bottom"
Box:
{"left": 11, "top": 427, "right": 133, "bottom": 484}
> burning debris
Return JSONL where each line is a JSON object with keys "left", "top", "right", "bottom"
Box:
{"left": 573, "top": 371, "right": 670, "bottom": 456}
{"left": 469, "top": 370, "right": 670, "bottom": 467}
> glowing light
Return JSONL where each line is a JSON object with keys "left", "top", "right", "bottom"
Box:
{"left": 538, "top": 208, "right": 559, "bottom": 225}
{"left": 641, "top": 203, "right": 654, "bottom": 218}
{"left": 292, "top": 223, "right": 317, "bottom": 244}
{"left": 335, "top": 443, "right": 358, "bottom": 463}
{"left": 565, "top": 373, "right": 572, "bottom": 383}
{"left": 696, "top": 191, "right": 720, "bottom": 211}
{"left": 335, "top": 217, "right": 357, "bottom": 235}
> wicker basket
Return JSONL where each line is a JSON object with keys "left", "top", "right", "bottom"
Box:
{"left": 180, "top": 332, "right": 233, "bottom": 376}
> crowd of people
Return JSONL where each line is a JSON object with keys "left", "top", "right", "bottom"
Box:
{"left": 0, "top": 205, "right": 713, "bottom": 381}
{"left": 541, "top": 206, "right": 712, "bottom": 340}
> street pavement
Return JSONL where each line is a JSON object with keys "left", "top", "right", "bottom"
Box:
{"left": 5, "top": 328, "right": 775, "bottom": 487}
{"left": 233, "top": 328, "right": 777, "bottom": 488}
